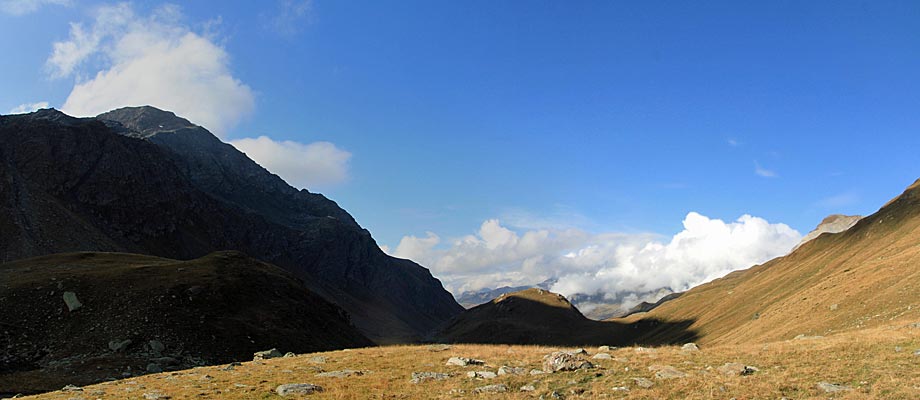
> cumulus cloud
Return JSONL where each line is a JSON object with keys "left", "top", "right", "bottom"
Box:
{"left": 0, "top": 0, "right": 69, "bottom": 16}
{"left": 49, "top": 3, "right": 254, "bottom": 137}
{"left": 8, "top": 101, "right": 49, "bottom": 114}
{"left": 393, "top": 212, "right": 801, "bottom": 308}
{"left": 230, "top": 136, "right": 351, "bottom": 189}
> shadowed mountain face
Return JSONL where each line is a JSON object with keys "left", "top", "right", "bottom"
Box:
{"left": 434, "top": 289, "right": 698, "bottom": 346}
{"left": 629, "top": 180, "right": 920, "bottom": 345}
{"left": 0, "top": 251, "right": 373, "bottom": 395}
{"left": 0, "top": 107, "right": 463, "bottom": 343}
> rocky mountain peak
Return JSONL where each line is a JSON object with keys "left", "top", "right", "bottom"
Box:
{"left": 97, "top": 106, "right": 197, "bottom": 137}
{"left": 794, "top": 214, "right": 862, "bottom": 250}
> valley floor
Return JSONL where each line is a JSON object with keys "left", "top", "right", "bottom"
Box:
{"left": 18, "top": 321, "right": 920, "bottom": 400}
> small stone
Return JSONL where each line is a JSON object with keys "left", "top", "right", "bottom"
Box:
{"left": 829, "top": 303, "right": 838, "bottom": 311}
{"left": 426, "top": 344, "right": 451, "bottom": 352}
{"left": 541, "top": 390, "right": 566, "bottom": 399}
{"left": 914, "top": 349, "right": 920, "bottom": 356}
{"left": 146, "top": 363, "right": 162, "bottom": 373}
{"left": 542, "top": 351, "right": 594, "bottom": 372}
{"left": 61, "top": 384, "right": 83, "bottom": 392}
{"left": 520, "top": 385, "right": 536, "bottom": 392}
{"left": 681, "top": 343, "right": 700, "bottom": 352}
{"left": 148, "top": 340, "right": 165, "bottom": 354}
{"left": 572, "top": 348, "right": 588, "bottom": 355}
{"left": 253, "top": 348, "right": 283, "bottom": 361}
{"left": 308, "top": 356, "right": 326, "bottom": 364}
{"left": 612, "top": 386, "right": 629, "bottom": 392}
{"left": 316, "top": 370, "right": 364, "bottom": 378}
{"left": 530, "top": 369, "right": 546, "bottom": 375}
{"left": 473, "top": 384, "right": 508, "bottom": 394}
{"left": 446, "top": 357, "right": 484, "bottom": 366}
{"left": 62, "top": 292, "right": 82, "bottom": 311}
{"left": 108, "top": 339, "right": 132, "bottom": 353}
{"left": 648, "top": 365, "right": 687, "bottom": 379}
{"left": 410, "top": 372, "right": 451, "bottom": 383}
{"left": 142, "top": 392, "right": 170, "bottom": 400}
{"left": 597, "top": 345, "right": 611, "bottom": 352}
{"left": 717, "top": 363, "right": 758, "bottom": 376}
{"left": 497, "top": 366, "right": 527, "bottom": 375}
{"left": 276, "top": 383, "right": 323, "bottom": 396}
{"left": 592, "top": 353, "right": 612, "bottom": 360}
{"left": 816, "top": 382, "right": 851, "bottom": 393}
{"left": 284, "top": 352, "right": 296, "bottom": 358}
{"left": 466, "top": 371, "right": 497, "bottom": 379}
{"left": 633, "top": 377, "right": 654, "bottom": 389}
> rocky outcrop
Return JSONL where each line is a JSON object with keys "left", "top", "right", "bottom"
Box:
{"left": 793, "top": 214, "right": 862, "bottom": 250}
{"left": 0, "top": 107, "right": 463, "bottom": 343}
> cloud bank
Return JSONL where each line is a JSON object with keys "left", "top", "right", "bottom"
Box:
{"left": 49, "top": 3, "right": 254, "bottom": 137}
{"left": 391, "top": 212, "right": 801, "bottom": 304}
{"left": 8, "top": 101, "right": 49, "bottom": 114}
{"left": 230, "top": 136, "right": 351, "bottom": 189}
{"left": 0, "top": 0, "right": 69, "bottom": 16}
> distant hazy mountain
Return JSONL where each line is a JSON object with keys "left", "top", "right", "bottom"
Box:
{"left": 455, "top": 279, "right": 556, "bottom": 308}
{"left": 0, "top": 107, "right": 462, "bottom": 343}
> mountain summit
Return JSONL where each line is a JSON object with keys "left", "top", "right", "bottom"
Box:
{"left": 0, "top": 106, "right": 463, "bottom": 343}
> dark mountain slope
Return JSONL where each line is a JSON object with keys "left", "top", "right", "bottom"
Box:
{"left": 0, "top": 108, "right": 462, "bottom": 342}
{"left": 627, "top": 179, "right": 920, "bottom": 345}
{"left": 0, "top": 251, "right": 372, "bottom": 394}
{"left": 433, "top": 288, "right": 698, "bottom": 346}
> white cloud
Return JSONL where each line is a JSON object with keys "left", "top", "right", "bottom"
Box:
{"left": 394, "top": 212, "right": 801, "bottom": 307}
{"left": 50, "top": 3, "right": 254, "bottom": 137}
{"left": 754, "top": 161, "right": 777, "bottom": 178}
{"left": 8, "top": 101, "right": 49, "bottom": 114}
{"left": 230, "top": 136, "right": 351, "bottom": 189}
{"left": 0, "top": 0, "right": 69, "bottom": 16}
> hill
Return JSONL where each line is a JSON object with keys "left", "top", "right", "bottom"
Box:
{"left": 625, "top": 180, "right": 920, "bottom": 344}
{"left": 433, "top": 288, "right": 697, "bottom": 346}
{"left": 0, "top": 251, "right": 372, "bottom": 395}
{"left": 0, "top": 107, "right": 463, "bottom": 343}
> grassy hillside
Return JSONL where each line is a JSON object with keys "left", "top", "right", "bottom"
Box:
{"left": 19, "top": 320, "right": 920, "bottom": 399}
{"left": 0, "top": 251, "right": 372, "bottom": 394}
{"left": 624, "top": 180, "right": 920, "bottom": 345}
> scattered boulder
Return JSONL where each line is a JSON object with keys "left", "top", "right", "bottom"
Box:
{"left": 681, "top": 343, "right": 700, "bottom": 352}
{"left": 466, "top": 371, "right": 497, "bottom": 379}
{"left": 316, "top": 370, "right": 364, "bottom": 378}
{"left": 276, "top": 383, "right": 323, "bottom": 396}
{"left": 61, "top": 384, "right": 83, "bottom": 392}
{"left": 446, "top": 357, "right": 485, "bottom": 366}
{"left": 146, "top": 363, "right": 163, "bottom": 373}
{"left": 148, "top": 340, "right": 165, "bottom": 354}
{"left": 816, "top": 382, "right": 851, "bottom": 393}
{"left": 427, "top": 344, "right": 451, "bottom": 352}
{"left": 793, "top": 334, "right": 824, "bottom": 340}
{"left": 142, "top": 392, "right": 171, "bottom": 400}
{"left": 62, "top": 292, "right": 82, "bottom": 311}
{"left": 572, "top": 348, "right": 588, "bottom": 355}
{"left": 410, "top": 372, "right": 451, "bottom": 383}
{"left": 473, "top": 384, "right": 508, "bottom": 394}
{"left": 612, "top": 386, "right": 629, "bottom": 392}
{"left": 253, "top": 348, "right": 283, "bottom": 361}
{"left": 648, "top": 365, "right": 687, "bottom": 379}
{"left": 633, "top": 377, "right": 654, "bottom": 389}
{"left": 530, "top": 369, "right": 546, "bottom": 375}
{"left": 717, "top": 363, "right": 758, "bottom": 376}
{"left": 542, "top": 351, "right": 594, "bottom": 372}
{"left": 309, "top": 356, "right": 326, "bottom": 364}
{"left": 284, "top": 352, "right": 296, "bottom": 358}
{"left": 108, "top": 339, "right": 132, "bottom": 353}
{"left": 597, "top": 345, "right": 611, "bottom": 352}
{"left": 592, "top": 353, "right": 612, "bottom": 360}
{"left": 520, "top": 384, "right": 536, "bottom": 392}
{"left": 497, "top": 366, "right": 527, "bottom": 375}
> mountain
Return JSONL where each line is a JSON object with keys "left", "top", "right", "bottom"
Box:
{"left": 626, "top": 180, "right": 920, "bottom": 345}
{"left": 792, "top": 214, "right": 862, "bottom": 250}
{"left": 0, "top": 107, "right": 463, "bottom": 343}
{"left": 455, "top": 279, "right": 556, "bottom": 308}
{"left": 433, "top": 288, "right": 698, "bottom": 346}
{"left": 0, "top": 251, "right": 372, "bottom": 395}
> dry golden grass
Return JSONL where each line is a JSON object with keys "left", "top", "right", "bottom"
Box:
{"left": 23, "top": 320, "right": 920, "bottom": 400}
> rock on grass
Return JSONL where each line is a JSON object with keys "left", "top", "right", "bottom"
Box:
{"left": 276, "top": 383, "right": 323, "bottom": 396}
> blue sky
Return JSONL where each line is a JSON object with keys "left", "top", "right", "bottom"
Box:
{"left": 2, "top": 1, "right": 919, "bottom": 296}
